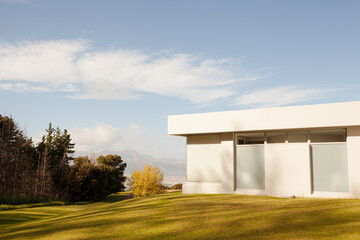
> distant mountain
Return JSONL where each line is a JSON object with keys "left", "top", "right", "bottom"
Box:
{"left": 74, "top": 149, "right": 186, "bottom": 183}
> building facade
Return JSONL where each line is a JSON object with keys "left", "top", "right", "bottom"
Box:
{"left": 168, "top": 101, "right": 360, "bottom": 198}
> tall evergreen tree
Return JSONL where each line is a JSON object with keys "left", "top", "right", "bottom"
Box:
{"left": 0, "top": 115, "right": 36, "bottom": 197}
{"left": 36, "top": 123, "right": 75, "bottom": 198}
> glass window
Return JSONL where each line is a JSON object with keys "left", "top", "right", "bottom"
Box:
{"left": 311, "top": 143, "right": 349, "bottom": 192}
{"left": 267, "top": 132, "right": 286, "bottom": 143}
{"left": 310, "top": 129, "right": 346, "bottom": 143}
{"left": 236, "top": 145, "right": 265, "bottom": 189}
{"left": 288, "top": 131, "right": 307, "bottom": 143}
{"left": 237, "top": 132, "right": 264, "bottom": 145}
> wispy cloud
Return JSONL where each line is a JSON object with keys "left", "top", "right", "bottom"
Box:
{"left": 0, "top": 0, "right": 30, "bottom": 3}
{"left": 0, "top": 40, "right": 265, "bottom": 104}
{"left": 233, "top": 86, "right": 336, "bottom": 107}
{"left": 0, "top": 39, "right": 335, "bottom": 107}
{"left": 0, "top": 40, "right": 88, "bottom": 84}
{"left": 69, "top": 122, "right": 123, "bottom": 151}
{"left": 0, "top": 82, "right": 55, "bottom": 92}
{"left": 75, "top": 49, "right": 260, "bottom": 103}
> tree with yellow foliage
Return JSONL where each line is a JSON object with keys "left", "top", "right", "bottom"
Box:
{"left": 131, "top": 164, "right": 163, "bottom": 197}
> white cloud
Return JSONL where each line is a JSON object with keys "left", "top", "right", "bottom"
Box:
{"left": 0, "top": 39, "right": 336, "bottom": 106}
{"left": 233, "top": 86, "right": 336, "bottom": 107}
{"left": 69, "top": 122, "right": 122, "bottom": 151}
{"left": 67, "top": 122, "right": 185, "bottom": 159}
{"left": 0, "top": 40, "right": 88, "bottom": 84}
{"left": 0, "top": 0, "right": 29, "bottom": 3}
{"left": 77, "top": 78, "right": 140, "bottom": 100}
{"left": 75, "top": 50, "right": 255, "bottom": 103}
{"left": 0, "top": 82, "right": 51, "bottom": 92}
{"left": 0, "top": 40, "right": 266, "bottom": 105}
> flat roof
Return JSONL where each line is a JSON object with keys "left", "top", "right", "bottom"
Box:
{"left": 168, "top": 101, "right": 360, "bottom": 136}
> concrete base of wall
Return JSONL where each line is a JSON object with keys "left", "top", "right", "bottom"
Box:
{"left": 310, "top": 191, "right": 354, "bottom": 199}
{"left": 234, "top": 189, "right": 266, "bottom": 196}
{"left": 183, "top": 182, "right": 225, "bottom": 194}
{"left": 184, "top": 183, "right": 356, "bottom": 198}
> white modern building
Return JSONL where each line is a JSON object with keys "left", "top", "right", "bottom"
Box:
{"left": 168, "top": 101, "right": 360, "bottom": 198}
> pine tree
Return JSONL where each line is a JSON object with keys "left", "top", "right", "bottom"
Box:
{"left": 0, "top": 115, "right": 36, "bottom": 197}
{"left": 36, "top": 123, "right": 75, "bottom": 199}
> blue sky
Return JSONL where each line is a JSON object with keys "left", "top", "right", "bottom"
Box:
{"left": 0, "top": 0, "right": 359, "bottom": 161}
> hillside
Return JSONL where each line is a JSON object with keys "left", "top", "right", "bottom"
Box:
{"left": 1, "top": 192, "right": 360, "bottom": 240}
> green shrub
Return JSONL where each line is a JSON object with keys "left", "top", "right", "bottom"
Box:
{"left": 0, "top": 192, "right": 52, "bottom": 205}
{"left": 0, "top": 201, "right": 65, "bottom": 210}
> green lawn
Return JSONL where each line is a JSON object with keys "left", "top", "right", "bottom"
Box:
{"left": 1, "top": 192, "right": 360, "bottom": 240}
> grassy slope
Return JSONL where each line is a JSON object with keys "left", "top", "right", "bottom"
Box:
{"left": 1, "top": 192, "right": 360, "bottom": 240}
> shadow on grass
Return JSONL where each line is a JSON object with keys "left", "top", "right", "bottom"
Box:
{"left": 0, "top": 212, "right": 51, "bottom": 227}
{"left": 99, "top": 192, "right": 129, "bottom": 203}
{"left": 1, "top": 193, "right": 360, "bottom": 240}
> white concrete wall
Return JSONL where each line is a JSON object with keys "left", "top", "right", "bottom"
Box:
{"left": 220, "top": 133, "right": 234, "bottom": 193}
{"left": 183, "top": 133, "right": 234, "bottom": 194}
{"left": 169, "top": 101, "right": 360, "bottom": 135}
{"left": 186, "top": 134, "right": 221, "bottom": 183}
{"left": 182, "top": 182, "right": 224, "bottom": 194}
{"left": 347, "top": 126, "right": 360, "bottom": 198}
{"left": 264, "top": 143, "right": 311, "bottom": 197}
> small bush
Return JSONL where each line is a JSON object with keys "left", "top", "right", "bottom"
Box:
{"left": 0, "top": 201, "right": 65, "bottom": 210}
{"left": 0, "top": 192, "right": 51, "bottom": 205}
{"left": 171, "top": 183, "right": 183, "bottom": 190}
{"left": 131, "top": 164, "right": 163, "bottom": 197}
{"left": 161, "top": 185, "right": 171, "bottom": 190}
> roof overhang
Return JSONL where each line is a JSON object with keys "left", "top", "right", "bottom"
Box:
{"left": 168, "top": 101, "right": 360, "bottom": 136}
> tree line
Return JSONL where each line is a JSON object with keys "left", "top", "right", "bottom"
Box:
{"left": 0, "top": 115, "right": 127, "bottom": 203}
